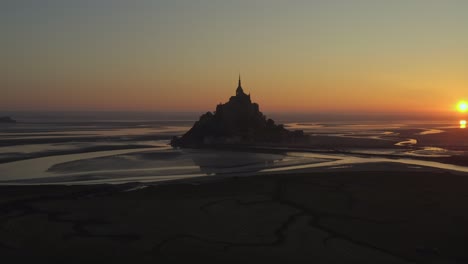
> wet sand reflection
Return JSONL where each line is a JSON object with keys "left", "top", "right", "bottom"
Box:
{"left": 460, "top": 120, "right": 466, "bottom": 129}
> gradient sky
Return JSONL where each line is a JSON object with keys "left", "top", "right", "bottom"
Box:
{"left": 2, "top": 0, "right": 468, "bottom": 114}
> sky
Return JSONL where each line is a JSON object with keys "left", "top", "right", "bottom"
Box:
{"left": 2, "top": 0, "right": 468, "bottom": 116}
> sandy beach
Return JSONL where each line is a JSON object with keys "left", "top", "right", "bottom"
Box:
{"left": 1, "top": 166, "right": 468, "bottom": 263}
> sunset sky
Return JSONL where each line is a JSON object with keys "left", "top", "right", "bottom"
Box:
{"left": 2, "top": 0, "right": 468, "bottom": 115}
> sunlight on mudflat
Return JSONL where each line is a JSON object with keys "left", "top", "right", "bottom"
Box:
{"left": 460, "top": 120, "right": 466, "bottom": 129}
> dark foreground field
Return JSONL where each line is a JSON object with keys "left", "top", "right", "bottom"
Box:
{"left": 1, "top": 168, "right": 468, "bottom": 263}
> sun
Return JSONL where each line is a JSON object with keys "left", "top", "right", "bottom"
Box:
{"left": 457, "top": 101, "right": 468, "bottom": 112}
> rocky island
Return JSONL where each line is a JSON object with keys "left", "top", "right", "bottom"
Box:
{"left": 171, "top": 77, "right": 306, "bottom": 147}
{"left": 0, "top": 116, "right": 16, "bottom": 123}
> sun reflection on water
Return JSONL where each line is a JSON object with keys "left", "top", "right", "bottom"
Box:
{"left": 460, "top": 120, "right": 466, "bottom": 129}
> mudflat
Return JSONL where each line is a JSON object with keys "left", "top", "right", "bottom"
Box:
{"left": 1, "top": 169, "right": 467, "bottom": 263}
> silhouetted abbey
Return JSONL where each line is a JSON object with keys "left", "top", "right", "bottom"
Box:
{"left": 171, "top": 76, "right": 306, "bottom": 147}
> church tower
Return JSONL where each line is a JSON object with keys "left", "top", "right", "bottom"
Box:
{"left": 236, "top": 74, "right": 245, "bottom": 96}
{"left": 230, "top": 74, "right": 251, "bottom": 104}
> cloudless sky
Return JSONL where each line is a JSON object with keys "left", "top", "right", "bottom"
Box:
{"left": 2, "top": 0, "right": 468, "bottom": 115}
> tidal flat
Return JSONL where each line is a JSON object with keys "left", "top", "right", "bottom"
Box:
{"left": 1, "top": 169, "right": 468, "bottom": 263}
{"left": 1, "top": 119, "right": 468, "bottom": 262}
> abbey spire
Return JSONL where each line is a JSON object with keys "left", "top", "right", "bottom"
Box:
{"left": 236, "top": 74, "right": 245, "bottom": 96}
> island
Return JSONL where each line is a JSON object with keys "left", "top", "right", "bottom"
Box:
{"left": 171, "top": 77, "right": 307, "bottom": 147}
{"left": 0, "top": 116, "right": 16, "bottom": 123}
